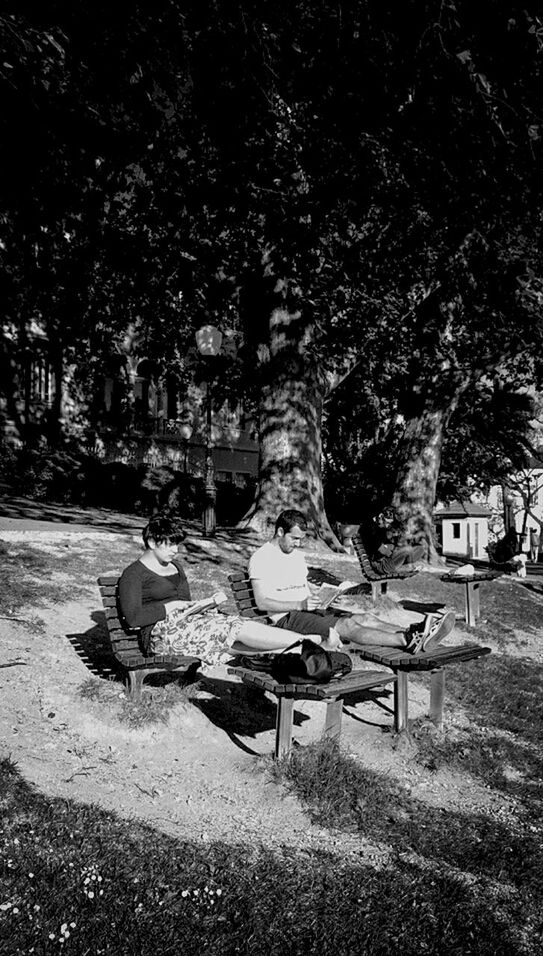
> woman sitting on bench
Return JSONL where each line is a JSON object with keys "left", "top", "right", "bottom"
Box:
{"left": 118, "top": 514, "right": 313, "bottom": 666}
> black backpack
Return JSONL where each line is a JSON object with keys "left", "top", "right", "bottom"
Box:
{"left": 235, "top": 639, "right": 352, "bottom": 685}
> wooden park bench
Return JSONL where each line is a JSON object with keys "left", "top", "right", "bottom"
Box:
{"left": 228, "top": 571, "right": 491, "bottom": 734}
{"left": 440, "top": 570, "right": 501, "bottom": 627}
{"left": 97, "top": 573, "right": 201, "bottom": 700}
{"left": 227, "top": 663, "right": 396, "bottom": 759}
{"left": 352, "top": 533, "right": 418, "bottom": 602}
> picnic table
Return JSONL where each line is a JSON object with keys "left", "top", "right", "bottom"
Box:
{"left": 440, "top": 570, "right": 501, "bottom": 626}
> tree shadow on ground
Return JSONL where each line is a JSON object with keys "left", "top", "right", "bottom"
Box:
{"left": 283, "top": 745, "right": 543, "bottom": 895}
{"left": 409, "top": 653, "right": 543, "bottom": 818}
{"left": 3, "top": 758, "right": 538, "bottom": 956}
{"left": 0, "top": 493, "right": 146, "bottom": 535}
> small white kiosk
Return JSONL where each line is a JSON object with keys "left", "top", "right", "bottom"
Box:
{"left": 434, "top": 501, "right": 490, "bottom": 561}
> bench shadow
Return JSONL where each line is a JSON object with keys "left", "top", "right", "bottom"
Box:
{"left": 399, "top": 598, "right": 447, "bottom": 614}
{"left": 66, "top": 612, "right": 200, "bottom": 692}
{"left": 192, "top": 675, "right": 310, "bottom": 753}
{"left": 66, "top": 612, "right": 119, "bottom": 682}
{"left": 341, "top": 686, "right": 396, "bottom": 729}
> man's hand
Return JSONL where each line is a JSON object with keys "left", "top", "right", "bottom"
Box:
{"left": 306, "top": 595, "right": 323, "bottom": 611}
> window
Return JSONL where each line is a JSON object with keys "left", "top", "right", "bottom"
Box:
{"left": 28, "top": 357, "right": 53, "bottom": 404}
{"left": 452, "top": 522, "right": 461, "bottom": 539}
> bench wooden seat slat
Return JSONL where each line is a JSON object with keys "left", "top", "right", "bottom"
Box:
{"left": 352, "top": 642, "right": 491, "bottom": 671}
{"left": 228, "top": 667, "right": 395, "bottom": 700}
{"left": 97, "top": 573, "right": 201, "bottom": 699}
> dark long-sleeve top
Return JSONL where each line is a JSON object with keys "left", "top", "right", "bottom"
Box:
{"left": 118, "top": 558, "right": 191, "bottom": 651}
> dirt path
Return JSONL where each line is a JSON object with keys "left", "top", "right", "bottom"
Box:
{"left": 0, "top": 529, "right": 525, "bottom": 865}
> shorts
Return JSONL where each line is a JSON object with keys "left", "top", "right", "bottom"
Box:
{"left": 273, "top": 609, "right": 341, "bottom": 639}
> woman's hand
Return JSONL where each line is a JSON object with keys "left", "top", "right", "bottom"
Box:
{"left": 164, "top": 600, "right": 191, "bottom": 613}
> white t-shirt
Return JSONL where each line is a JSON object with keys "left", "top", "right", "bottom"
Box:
{"left": 248, "top": 541, "right": 310, "bottom": 621}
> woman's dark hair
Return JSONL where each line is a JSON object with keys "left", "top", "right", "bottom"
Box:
{"left": 274, "top": 509, "right": 307, "bottom": 534}
{"left": 142, "top": 514, "right": 185, "bottom": 549}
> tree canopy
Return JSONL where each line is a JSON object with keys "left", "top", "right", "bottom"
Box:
{"left": 2, "top": 1, "right": 543, "bottom": 544}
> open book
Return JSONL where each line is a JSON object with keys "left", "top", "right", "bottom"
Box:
{"left": 315, "top": 580, "right": 356, "bottom": 610}
{"left": 174, "top": 591, "right": 228, "bottom": 619}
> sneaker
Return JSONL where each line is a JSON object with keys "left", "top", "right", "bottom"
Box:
{"left": 421, "top": 610, "right": 456, "bottom": 652}
{"left": 404, "top": 617, "right": 432, "bottom": 654}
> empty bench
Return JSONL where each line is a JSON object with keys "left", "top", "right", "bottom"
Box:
{"left": 227, "top": 664, "right": 396, "bottom": 759}
{"left": 440, "top": 570, "right": 501, "bottom": 627}
{"left": 228, "top": 571, "right": 491, "bottom": 732}
{"left": 97, "top": 573, "right": 201, "bottom": 700}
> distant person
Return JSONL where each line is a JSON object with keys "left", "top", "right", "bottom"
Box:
{"left": 492, "top": 527, "right": 520, "bottom": 565}
{"left": 358, "top": 512, "right": 425, "bottom": 574}
{"left": 249, "top": 509, "right": 455, "bottom": 654}
{"left": 530, "top": 527, "right": 540, "bottom": 563}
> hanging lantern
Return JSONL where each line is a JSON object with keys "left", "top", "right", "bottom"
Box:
{"left": 195, "top": 325, "right": 223, "bottom": 356}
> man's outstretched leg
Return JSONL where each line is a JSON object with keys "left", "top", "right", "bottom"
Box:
{"left": 336, "top": 610, "right": 456, "bottom": 652}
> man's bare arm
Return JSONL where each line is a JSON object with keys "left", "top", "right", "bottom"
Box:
{"left": 251, "top": 579, "right": 308, "bottom": 613}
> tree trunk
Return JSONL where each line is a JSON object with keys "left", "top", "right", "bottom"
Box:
{"left": 239, "top": 306, "right": 342, "bottom": 548}
{"left": 391, "top": 404, "right": 452, "bottom": 563}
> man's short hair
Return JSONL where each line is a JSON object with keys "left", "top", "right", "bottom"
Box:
{"left": 274, "top": 509, "right": 307, "bottom": 534}
{"left": 142, "top": 514, "right": 186, "bottom": 548}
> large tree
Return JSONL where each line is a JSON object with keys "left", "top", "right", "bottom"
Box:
{"left": 2, "top": 1, "right": 543, "bottom": 551}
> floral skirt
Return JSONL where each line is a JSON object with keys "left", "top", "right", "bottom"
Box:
{"left": 149, "top": 608, "right": 244, "bottom": 666}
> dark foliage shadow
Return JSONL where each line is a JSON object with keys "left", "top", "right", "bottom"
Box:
{"left": 0, "top": 493, "right": 145, "bottom": 535}
{"left": 2, "top": 757, "right": 537, "bottom": 956}
{"left": 518, "top": 580, "right": 543, "bottom": 598}
{"left": 285, "top": 748, "right": 543, "bottom": 894}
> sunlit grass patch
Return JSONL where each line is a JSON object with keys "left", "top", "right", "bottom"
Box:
{"left": 273, "top": 739, "right": 543, "bottom": 894}
{"left": 1, "top": 757, "right": 540, "bottom": 956}
{"left": 78, "top": 674, "right": 202, "bottom": 729}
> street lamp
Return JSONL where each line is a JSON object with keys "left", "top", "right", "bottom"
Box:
{"left": 195, "top": 325, "right": 223, "bottom": 536}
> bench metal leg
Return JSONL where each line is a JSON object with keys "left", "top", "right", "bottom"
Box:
{"left": 429, "top": 669, "right": 445, "bottom": 730}
{"left": 371, "top": 580, "right": 388, "bottom": 603}
{"left": 275, "top": 697, "right": 295, "bottom": 760}
{"left": 394, "top": 671, "right": 409, "bottom": 732}
{"left": 465, "top": 582, "right": 481, "bottom": 626}
{"left": 323, "top": 699, "right": 343, "bottom": 741}
{"left": 126, "top": 670, "right": 147, "bottom": 700}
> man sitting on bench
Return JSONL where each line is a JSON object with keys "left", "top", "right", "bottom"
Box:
{"left": 358, "top": 510, "right": 425, "bottom": 574}
{"left": 248, "top": 509, "right": 454, "bottom": 654}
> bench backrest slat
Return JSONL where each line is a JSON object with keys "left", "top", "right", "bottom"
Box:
{"left": 97, "top": 572, "right": 147, "bottom": 665}
{"left": 352, "top": 533, "right": 418, "bottom": 583}
{"left": 228, "top": 572, "right": 270, "bottom": 620}
{"left": 352, "top": 534, "right": 382, "bottom": 581}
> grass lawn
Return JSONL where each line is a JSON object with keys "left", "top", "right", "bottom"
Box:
{"left": 0, "top": 530, "right": 542, "bottom": 954}
{"left": 1, "top": 751, "right": 540, "bottom": 956}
